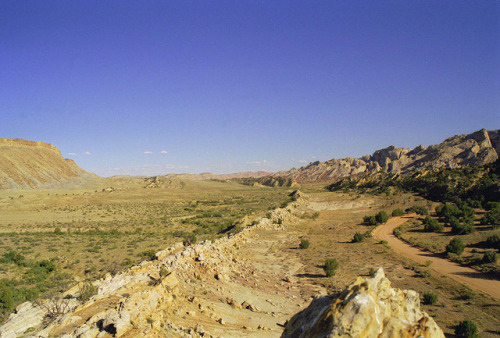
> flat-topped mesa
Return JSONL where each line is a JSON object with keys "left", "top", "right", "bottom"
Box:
{"left": 0, "top": 138, "right": 61, "bottom": 155}
{"left": 0, "top": 138, "right": 94, "bottom": 189}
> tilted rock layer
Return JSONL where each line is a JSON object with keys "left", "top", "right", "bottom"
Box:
{"left": 282, "top": 268, "right": 444, "bottom": 338}
{"left": 276, "top": 129, "right": 499, "bottom": 181}
{"left": 0, "top": 138, "right": 94, "bottom": 189}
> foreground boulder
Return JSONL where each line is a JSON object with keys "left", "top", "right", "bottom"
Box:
{"left": 282, "top": 268, "right": 444, "bottom": 338}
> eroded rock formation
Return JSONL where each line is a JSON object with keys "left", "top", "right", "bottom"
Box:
{"left": 276, "top": 129, "right": 499, "bottom": 182}
{"left": 0, "top": 138, "right": 94, "bottom": 189}
{"left": 282, "top": 268, "right": 444, "bottom": 338}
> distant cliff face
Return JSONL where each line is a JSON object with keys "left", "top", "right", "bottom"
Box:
{"left": 0, "top": 138, "right": 95, "bottom": 189}
{"left": 276, "top": 129, "right": 500, "bottom": 182}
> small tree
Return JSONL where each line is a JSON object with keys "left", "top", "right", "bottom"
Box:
{"left": 422, "top": 292, "right": 438, "bottom": 305}
{"left": 323, "top": 258, "right": 339, "bottom": 277}
{"left": 392, "top": 209, "right": 404, "bottom": 217}
{"left": 299, "top": 239, "right": 310, "bottom": 249}
{"left": 482, "top": 251, "right": 498, "bottom": 264}
{"left": 455, "top": 320, "right": 478, "bottom": 338}
{"left": 423, "top": 216, "right": 444, "bottom": 232}
{"left": 375, "top": 211, "right": 389, "bottom": 224}
{"left": 352, "top": 232, "right": 365, "bottom": 243}
{"left": 481, "top": 206, "right": 500, "bottom": 228}
{"left": 0, "top": 283, "right": 14, "bottom": 313}
{"left": 446, "top": 238, "right": 465, "bottom": 255}
{"left": 363, "top": 215, "right": 377, "bottom": 226}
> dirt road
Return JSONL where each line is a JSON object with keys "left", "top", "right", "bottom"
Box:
{"left": 373, "top": 216, "right": 500, "bottom": 300}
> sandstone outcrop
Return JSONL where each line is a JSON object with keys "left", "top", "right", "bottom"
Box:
{"left": 0, "top": 193, "right": 307, "bottom": 337}
{"left": 276, "top": 129, "right": 499, "bottom": 182}
{"left": 236, "top": 176, "right": 300, "bottom": 188}
{"left": 0, "top": 138, "right": 95, "bottom": 189}
{"left": 281, "top": 268, "right": 444, "bottom": 338}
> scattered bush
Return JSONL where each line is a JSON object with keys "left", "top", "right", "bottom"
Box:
{"left": 375, "top": 211, "right": 389, "bottom": 224}
{"left": 299, "top": 239, "right": 310, "bottom": 249}
{"left": 446, "top": 238, "right": 465, "bottom": 255}
{"left": 481, "top": 206, "right": 500, "bottom": 228}
{"left": 410, "top": 205, "right": 428, "bottom": 215}
{"left": 455, "top": 319, "right": 479, "bottom": 338}
{"left": 138, "top": 249, "right": 157, "bottom": 261}
{"left": 393, "top": 228, "right": 402, "bottom": 238}
{"left": 423, "top": 216, "right": 444, "bottom": 232}
{"left": 323, "top": 258, "right": 339, "bottom": 277}
{"left": 451, "top": 222, "right": 475, "bottom": 235}
{"left": 0, "top": 283, "right": 14, "bottom": 313}
{"left": 363, "top": 211, "right": 389, "bottom": 225}
{"left": 183, "top": 233, "right": 197, "bottom": 246}
{"left": 485, "top": 234, "right": 500, "bottom": 249}
{"left": 391, "top": 209, "right": 404, "bottom": 217}
{"left": 352, "top": 232, "right": 365, "bottom": 243}
{"left": 369, "top": 267, "right": 376, "bottom": 277}
{"left": 422, "top": 292, "right": 438, "bottom": 305}
{"left": 363, "top": 215, "right": 377, "bottom": 226}
{"left": 482, "top": 251, "right": 498, "bottom": 264}
{"left": 78, "top": 282, "right": 98, "bottom": 302}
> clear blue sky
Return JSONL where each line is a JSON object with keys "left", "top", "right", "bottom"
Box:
{"left": 1, "top": 1, "right": 499, "bottom": 176}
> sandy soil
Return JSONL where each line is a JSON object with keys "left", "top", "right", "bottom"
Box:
{"left": 373, "top": 216, "right": 500, "bottom": 300}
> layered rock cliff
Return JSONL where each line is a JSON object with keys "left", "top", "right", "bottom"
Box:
{"left": 0, "top": 138, "right": 95, "bottom": 189}
{"left": 276, "top": 129, "right": 499, "bottom": 182}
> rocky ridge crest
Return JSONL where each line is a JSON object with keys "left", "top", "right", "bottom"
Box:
{"left": 0, "top": 195, "right": 304, "bottom": 337}
{"left": 276, "top": 129, "right": 499, "bottom": 182}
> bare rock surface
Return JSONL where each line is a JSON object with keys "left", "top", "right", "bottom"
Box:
{"left": 282, "top": 268, "right": 444, "bottom": 338}
{"left": 276, "top": 128, "right": 499, "bottom": 181}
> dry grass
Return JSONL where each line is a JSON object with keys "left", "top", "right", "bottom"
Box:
{"left": 0, "top": 178, "right": 290, "bottom": 316}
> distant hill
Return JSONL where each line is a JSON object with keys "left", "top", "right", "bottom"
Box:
{"left": 0, "top": 138, "right": 95, "bottom": 189}
{"left": 162, "top": 171, "right": 271, "bottom": 181}
{"left": 275, "top": 129, "right": 500, "bottom": 182}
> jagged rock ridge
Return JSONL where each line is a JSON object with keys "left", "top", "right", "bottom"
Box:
{"left": 235, "top": 176, "right": 300, "bottom": 188}
{"left": 282, "top": 268, "right": 444, "bottom": 338}
{"left": 0, "top": 138, "right": 95, "bottom": 189}
{"left": 276, "top": 129, "right": 500, "bottom": 182}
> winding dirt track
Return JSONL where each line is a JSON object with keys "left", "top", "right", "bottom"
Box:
{"left": 372, "top": 216, "right": 500, "bottom": 300}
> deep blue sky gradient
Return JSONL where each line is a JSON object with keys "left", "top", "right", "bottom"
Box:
{"left": 1, "top": 1, "right": 499, "bottom": 176}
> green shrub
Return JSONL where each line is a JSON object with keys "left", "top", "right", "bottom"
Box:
{"left": 363, "top": 215, "right": 377, "bottom": 226}
{"left": 481, "top": 206, "right": 500, "bottom": 228}
{"left": 482, "top": 251, "right": 498, "bottom": 264}
{"left": 391, "top": 209, "right": 404, "bottom": 217}
{"left": 446, "top": 238, "right": 465, "bottom": 255}
{"left": 451, "top": 222, "right": 475, "bottom": 235}
{"left": 352, "top": 232, "right": 365, "bottom": 243}
{"left": 375, "top": 211, "right": 389, "bottom": 224}
{"left": 323, "top": 258, "right": 339, "bottom": 277}
{"left": 436, "top": 203, "right": 460, "bottom": 222}
{"left": 393, "top": 228, "right": 402, "bottom": 238}
{"left": 78, "top": 282, "right": 98, "bottom": 302}
{"left": 411, "top": 205, "right": 428, "bottom": 215}
{"left": 299, "top": 239, "right": 310, "bottom": 249}
{"left": 183, "top": 233, "right": 197, "bottom": 246}
{"left": 422, "top": 292, "right": 438, "bottom": 305}
{"left": 455, "top": 319, "right": 478, "bottom": 338}
{"left": 369, "top": 267, "right": 376, "bottom": 277}
{"left": 138, "top": 249, "right": 157, "bottom": 261}
{"left": 0, "top": 283, "right": 14, "bottom": 313}
{"left": 485, "top": 234, "right": 500, "bottom": 249}
{"left": 1, "top": 250, "right": 26, "bottom": 266}
{"left": 423, "top": 216, "right": 444, "bottom": 232}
